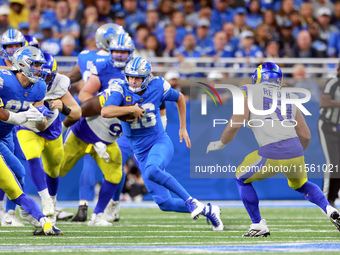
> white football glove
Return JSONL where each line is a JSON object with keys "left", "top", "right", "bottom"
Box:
{"left": 26, "top": 104, "right": 44, "bottom": 123}
{"left": 206, "top": 140, "right": 226, "bottom": 154}
{"left": 4, "top": 105, "right": 44, "bottom": 125}
{"left": 93, "top": 142, "right": 110, "bottom": 162}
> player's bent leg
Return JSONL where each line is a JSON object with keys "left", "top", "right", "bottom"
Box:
{"left": 287, "top": 156, "right": 331, "bottom": 213}
{"left": 61, "top": 132, "right": 89, "bottom": 222}
{"left": 16, "top": 130, "right": 54, "bottom": 216}
{"left": 12, "top": 194, "right": 63, "bottom": 235}
{"left": 60, "top": 131, "right": 87, "bottom": 177}
{"left": 104, "top": 170, "right": 126, "bottom": 222}
{"left": 104, "top": 142, "right": 126, "bottom": 222}
{"left": 1, "top": 141, "right": 26, "bottom": 224}
{"left": 42, "top": 135, "right": 65, "bottom": 222}
{"left": 143, "top": 136, "right": 191, "bottom": 202}
{"left": 89, "top": 146, "right": 121, "bottom": 226}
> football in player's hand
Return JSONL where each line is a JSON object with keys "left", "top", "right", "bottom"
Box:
{"left": 117, "top": 104, "right": 143, "bottom": 122}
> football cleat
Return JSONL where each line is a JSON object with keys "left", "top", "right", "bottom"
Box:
{"left": 185, "top": 198, "right": 204, "bottom": 219}
{"left": 326, "top": 205, "right": 340, "bottom": 232}
{"left": 33, "top": 217, "right": 63, "bottom": 235}
{"left": 71, "top": 205, "right": 88, "bottom": 222}
{"left": 87, "top": 213, "right": 113, "bottom": 227}
{"left": 242, "top": 219, "right": 270, "bottom": 237}
{"left": 1, "top": 209, "right": 25, "bottom": 227}
{"left": 205, "top": 203, "right": 224, "bottom": 231}
{"left": 103, "top": 200, "right": 120, "bottom": 222}
{"left": 18, "top": 206, "right": 41, "bottom": 228}
{"left": 41, "top": 197, "right": 54, "bottom": 217}
{"left": 55, "top": 208, "right": 73, "bottom": 221}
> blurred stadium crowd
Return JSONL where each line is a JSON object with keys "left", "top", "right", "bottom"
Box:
{"left": 0, "top": 0, "right": 337, "bottom": 95}
{"left": 0, "top": 0, "right": 339, "bottom": 60}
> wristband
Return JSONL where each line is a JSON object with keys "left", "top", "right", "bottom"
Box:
{"left": 61, "top": 103, "right": 71, "bottom": 116}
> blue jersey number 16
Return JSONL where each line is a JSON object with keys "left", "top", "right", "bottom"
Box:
{"left": 130, "top": 103, "right": 157, "bottom": 129}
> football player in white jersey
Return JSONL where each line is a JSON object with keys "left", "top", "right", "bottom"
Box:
{"left": 63, "top": 23, "right": 126, "bottom": 222}
{"left": 16, "top": 53, "right": 81, "bottom": 222}
{"left": 207, "top": 62, "right": 340, "bottom": 236}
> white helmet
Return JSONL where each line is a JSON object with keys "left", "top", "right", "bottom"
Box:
{"left": 124, "top": 57, "right": 152, "bottom": 93}
{"left": 95, "top": 23, "right": 125, "bottom": 51}
{"left": 109, "top": 33, "right": 135, "bottom": 68}
{"left": 12, "top": 46, "right": 46, "bottom": 83}
{"left": 1, "top": 29, "right": 26, "bottom": 61}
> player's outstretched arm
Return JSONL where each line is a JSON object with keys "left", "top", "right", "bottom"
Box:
{"left": 51, "top": 92, "right": 82, "bottom": 120}
{"left": 207, "top": 98, "right": 249, "bottom": 153}
{"left": 78, "top": 75, "right": 101, "bottom": 103}
{"left": 63, "top": 94, "right": 104, "bottom": 128}
{"left": 66, "top": 64, "right": 82, "bottom": 84}
{"left": 295, "top": 108, "right": 311, "bottom": 151}
{"left": 176, "top": 92, "right": 191, "bottom": 148}
{"left": 0, "top": 106, "right": 44, "bottom": 125}
{"left": 101, "top": 103, "right": 145, "bottom": 120}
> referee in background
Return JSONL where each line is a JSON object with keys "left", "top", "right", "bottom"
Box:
{"left": 318, "top": 66, "right": 340, "bottom": 208}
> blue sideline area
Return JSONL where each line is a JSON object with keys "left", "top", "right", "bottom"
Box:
{"left": 24, "top": 100, "right": 325, "bottom": 201}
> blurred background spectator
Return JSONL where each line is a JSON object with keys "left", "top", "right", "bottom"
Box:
{"left": 290, "top": 64, "right": 322, "bottom": 102}
{"left": 3, "top": 0, "right": 340, "bottom": 80}
{"left": 80, "top": 5, "right": 99, "bottom": 48}
{"left": 96, "top": 0, "right": 115, "bottom": 24}
{"left": 8, "top": 0, "right": 28, "bottom": 29}
{"left": 60, "top": 35, "right": 78, "bottom": 57}
{"left": 0, "top": 4, "right": 10, "bottom": 35}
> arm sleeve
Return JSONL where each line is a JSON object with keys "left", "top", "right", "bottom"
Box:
{"left": 161, "top": 78, "right": 180, "bottom": 102}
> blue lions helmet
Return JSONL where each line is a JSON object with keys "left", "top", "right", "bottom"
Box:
{"left": 252, "top": 62, "right": 283, "bottom": 87}
{"left": 12, "top": 46, "right": 46, "bottom": 83}
{"left": 124, "top": 57, "right": 152, "bottom": 93}
{"left": 1, "top": 29, "right": 26, "bottom": 61}
{"left": 109, "top": 33, "right": 135, "bottom": 68}
{"left": 24, "top": 35, "right": 40, "bottom": 48}
{"left": 95, "top": 23, "right": 125, "bottom": 51}
{"left": 41, "top": 53, "right": 58, "bottom": 91}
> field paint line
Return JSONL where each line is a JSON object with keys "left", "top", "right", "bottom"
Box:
{"left": 56, "top": 200, "right": 340, "bottom": 209}
{"left": 0, "top": 236, "right": 338, "bottom": 240}
{"left": 1, "top": 243, "right": 340, "bottom": 253}
{"left": 0, "top": 229, "right": 336, "bottom": 234}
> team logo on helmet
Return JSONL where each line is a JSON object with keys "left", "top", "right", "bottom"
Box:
{"left": 104, "top": 27, "right": 116, "bottom": 38}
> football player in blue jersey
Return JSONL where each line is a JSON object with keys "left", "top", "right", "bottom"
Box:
{"left": 61, "top": 33, "right": 135, "bottom": 226}
{"left": 0, "top": 29, "right": 26, "bottom": 68}
{"left": 16, "top": 53, "right": 81, "bottom": 223}
{"left": 0, "top": 28, "right": 28, "bottom": 225}
{"left": 102, "top": 57, "right": 223, "bottom": 231}
{"left": 63, "top": 23, "right": 127, "bottom": 222}
{"left": 207, "top": 62, "right": 340, "bottom": 236}
{"left": 0, "top": 46, "right": 63, "bottom": 235}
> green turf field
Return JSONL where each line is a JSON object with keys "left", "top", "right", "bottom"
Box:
{"left": 1, "top": 206, "right": 340, "bottom": 254}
